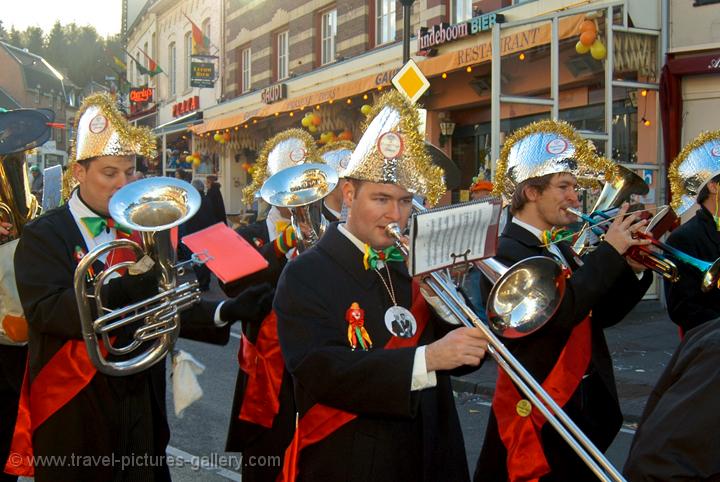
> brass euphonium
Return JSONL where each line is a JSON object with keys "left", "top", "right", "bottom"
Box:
{"left": 74, "top": 177, "right": 202, "bottom": 376}
{"left": 573, "top": 164, "right": 649, "bottom": 255}
{"left": 260, "top": 163, "right": 339, "bottom": 252}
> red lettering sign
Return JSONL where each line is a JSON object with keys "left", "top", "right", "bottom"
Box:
{"left": 130, "top": 87, "right": 153, "bottom": 103}
{"left": 172, "top": 96, "right": 200, "bottom": 117}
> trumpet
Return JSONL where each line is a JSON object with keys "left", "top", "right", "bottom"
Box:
{"left": 573, "top": 165, "right": 649, "bottom": 255}
{"left": 566, "top": 206, "right": 720, "bottom": 292}
{"left": 74, "top": 177, "right": 202, "bottom": 376}
{"left": 385, "top": 203, "right": 626, "bottom": 482}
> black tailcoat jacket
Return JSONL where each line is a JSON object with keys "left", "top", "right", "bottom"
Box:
{"left": 275, "top": 223, "right": 470, "bottom": 482}
{"left": 12, "top": 204, "right": 229, "bottom": 482}
{"left": 475, "top": 221, "right": 651, "bottom": 482}
{"left": 624, "top": 318, "right": 720, "bottom": 481}
{"left": 224, "top": 220, "right": 295, "bottom": 482}
{"left": 664, "top": 206, "right": 720, "bottom": 333}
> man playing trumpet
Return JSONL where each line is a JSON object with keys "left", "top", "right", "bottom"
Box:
{"left": 475, "top": 120, "right": 652, "bottom": 481}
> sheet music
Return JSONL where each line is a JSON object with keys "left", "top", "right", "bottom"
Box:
{"left": 409, "top": 198, "right": 501, "bottom": 276}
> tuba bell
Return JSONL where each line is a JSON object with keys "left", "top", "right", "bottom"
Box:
{"left": 0, "top": 109, "right": 51, "bottom": 346}
{"left": 260, "top": 163, "right": 339, "bottom": 252}
{"left": 74, "top": 177, "right": 202, "bottom": 376}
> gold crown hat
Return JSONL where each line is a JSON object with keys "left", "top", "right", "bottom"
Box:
{"left": 71, "top": 93, "right": 156, "bottom": 163}
{"left": 242, "top": 128, "right": 323, "bottom": 205}
{"left": 342, "top": 90, "right": 445, "bottom": 206}
{"left": 492, "top": 119, "right": 615, "bottom": 200}
{"left": 63, "top": 93, "right": 156, "bottom": 198}
{"left": 318, "top": 140, "right": 356, "bottom": 176}
{"left": 669, "top": 130, "right": 720, "bottom": 216}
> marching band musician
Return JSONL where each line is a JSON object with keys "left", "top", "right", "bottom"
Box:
{"left": 318, "top": 140, "right": 356, "bottom": 222}
{"left": 474, "top": 120, "right": 652, "bottom": 481}
{"left": 623, "top": 317, "right": 720, "bottom": 481}
{"left": 3, "top": 93, "right": 253, "bottom": 481}
{"left": 664, "top": 130, "right": 720, "bottom": 335}
{"left": 224, "top": 129, "right": 323, "bottom": 482}
{"left": 274, "top": 90, "right": 489, "bottom": 482}
{"left": 0, "top": 107, "right": 54, "bottom": 482}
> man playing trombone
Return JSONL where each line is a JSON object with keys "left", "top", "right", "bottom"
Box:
{"left": 274, "top": 90, "right": 489, "bottom": 481}
{"left": 475, "top": 120, "right": 652, "bottom": 482}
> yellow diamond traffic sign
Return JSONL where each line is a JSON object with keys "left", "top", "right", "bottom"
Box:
{"left": 392, "top": 59, "right": 430, "bottom": 105}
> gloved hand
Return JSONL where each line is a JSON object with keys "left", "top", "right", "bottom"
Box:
{"left": 220, "top": 282, "right": 274, "bottom": 325}
{"left": 105, "top": 265, "right": 160, "bottom": 309}
{"left": 273, "top": 225, "right": 297, "bottom": 258}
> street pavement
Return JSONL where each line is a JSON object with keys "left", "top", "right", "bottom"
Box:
{"left": 160, "top": 276, "right": 679, "bottom": 481}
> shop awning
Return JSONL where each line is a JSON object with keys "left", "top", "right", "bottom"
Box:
{"left": 153, "top": 111, "right": 203, "bottom": 136}
{"left": 191, "top": 13, "right": 584, "bottom": 135}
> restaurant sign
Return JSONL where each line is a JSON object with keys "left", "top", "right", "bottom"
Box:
{"left": 417, "top": 12, "right": 505, "bottom": 53}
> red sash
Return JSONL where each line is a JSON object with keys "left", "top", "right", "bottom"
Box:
{"left": 278, "top": 282, "right": 431, "bottom": 482}
{"left": 237, "top": 311, "right": 285, "bottom": 428}
{"left": 492, "top": 316, "right": 592, "bottom": 482}
{"left": 4, "top": 232, "right": 140, "bottom": 477}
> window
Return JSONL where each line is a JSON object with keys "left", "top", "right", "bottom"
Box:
{"left": 241, "top": 47, "right": 252, "bottom": 93}
{"left": 376, "top": 0, "right": 396, "bottom": 45}
{"left": 452, "top": 0, "right": 472, "bottom": 23}
{"left": 321, "top": 9, "right": 337, "bottom": 65}
{"left": 129, "top": 60, "right": 134, "bottom": 85}
{"left": 184, "top": 31, "right": 192, "bottom": 89}
{"left": 277, "top": 30, "right": 289, "bottom": 80}
{"left": 169, "top": 42, "right": 176, "bottom": 96}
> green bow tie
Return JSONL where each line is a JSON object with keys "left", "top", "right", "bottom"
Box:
{"left": 80, "top": 216, "right": 132, "bottom": 237}
{"left": 363, "top": 244, "right": 404, "bottom": 270}
{"left": 540, "top": 227, "right": 575, "bottom": 246}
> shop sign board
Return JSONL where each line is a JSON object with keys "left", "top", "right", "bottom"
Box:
{"left": 172, "top": 95, "right": 200, "bottom": 117}
{"left": 417, "top": 13, "right": 505, "bottom": 53}
{"left": 261, "top": 83, "right": 288, "bottom": 104}
{"left": 191, "top": 62, "right": 215, "bottom": 88}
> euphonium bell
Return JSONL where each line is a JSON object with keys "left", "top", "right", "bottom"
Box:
{"left": 74, "top": 177, "right": 202, "bottom": 376}
{"left": 260, "top": 163, "right": 339, "bottom": 252}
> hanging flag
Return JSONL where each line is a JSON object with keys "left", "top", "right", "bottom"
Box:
{"left": 113, "top": 55, "right": 127, "bottom": 72}
{"left": 183, "top": 13, "right": 212, "bottom": 56}
{"left": 123, "top": 49, "right": 152, "bottom": 77}
{"left": 137, "top": 47, "right": 164, "bottom": 77}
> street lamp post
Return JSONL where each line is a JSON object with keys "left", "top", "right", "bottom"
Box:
{"left": 400, "top": 0, "right": 415, "bottom": 63}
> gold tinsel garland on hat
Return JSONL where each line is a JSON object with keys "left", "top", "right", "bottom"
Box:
{"left": 668, "top": 130, "right": 720, "bottom": 210}
{"left": 360, "top": 90, "right": 445, "bottom": 206}
{"left": 318, "top": 140, "right": 357, "bottom": 155}
{"left": 63, "top": 93, "right": 157, "bottom": 200}
{"left": 242, "top": 128, "right": 322, "bottom": 206}
{"left": 492, "top": 119, "right": 616, "bottom": 198}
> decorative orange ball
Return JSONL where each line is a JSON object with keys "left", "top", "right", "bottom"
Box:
{"left": 579, "top": 19, "right": 597, "bottom": 34}
{"left": 580, "top": 30, "right": 596, "bottom": 47}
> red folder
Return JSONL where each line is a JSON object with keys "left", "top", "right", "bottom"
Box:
{"left": 181, "top": 223, "right": 269, "bottom": 284}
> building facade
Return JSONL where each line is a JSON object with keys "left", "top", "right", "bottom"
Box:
{"left": 0, "top": 41, "right": 77, "bottom": 156}
{"left": 661, "top": 0, "right": 720, "bottom": 196}
{"left": 125, "top": 0, "right": 224, "bottom": 177}
{"left": 185, "top": 0, "right": 662, "bottom": 215}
